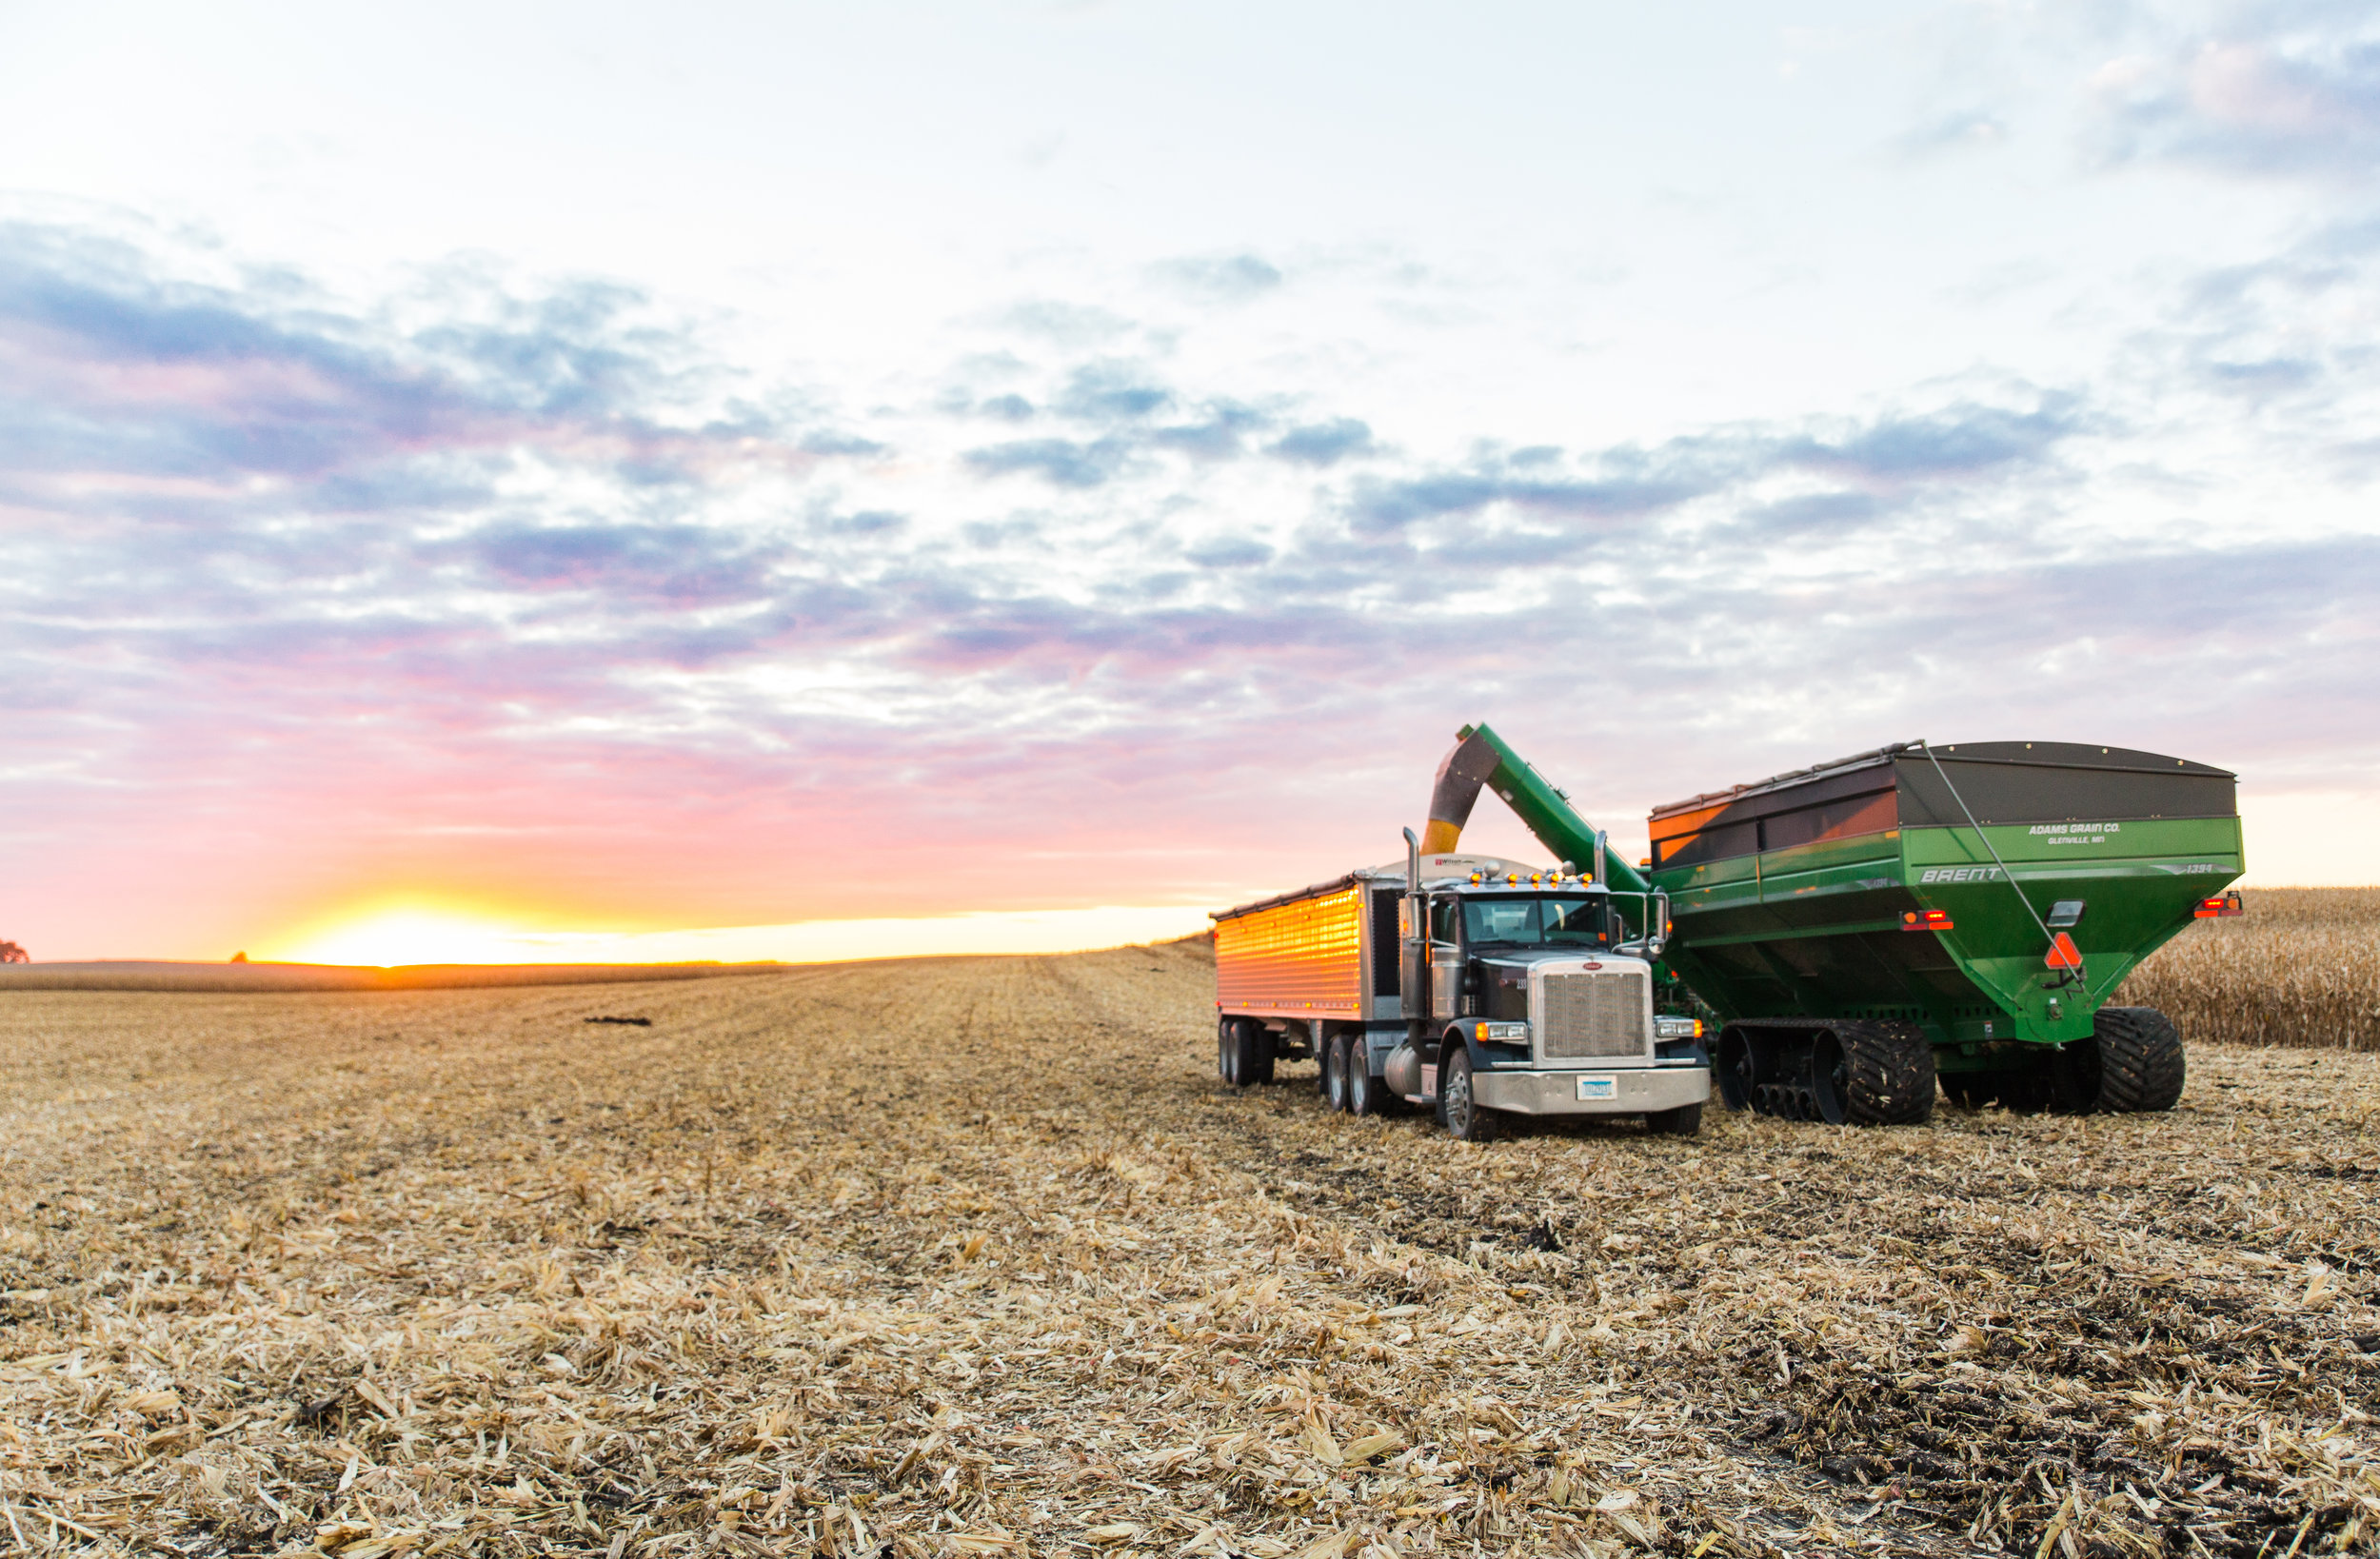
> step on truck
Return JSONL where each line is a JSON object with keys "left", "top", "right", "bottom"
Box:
{"left": 1211, "top": 836, "right": 1714, "bottom": 1140}
{"left": 1418, "top": 723, "right": 2247, "bottom": 1127}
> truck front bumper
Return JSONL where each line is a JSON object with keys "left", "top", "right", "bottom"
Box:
{"left": 1474, "top": 1064, "right": 1710, "bottom": 1116}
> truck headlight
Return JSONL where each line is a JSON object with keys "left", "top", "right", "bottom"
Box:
{"left": 1471, "top": 1021, "right": 1530, "bottom": 1043}
{"left": 1654, "top": 1016, "right": 1704, "bottom": 1040}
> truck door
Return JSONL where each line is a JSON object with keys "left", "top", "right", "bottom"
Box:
{"left": 1400, "top": 894, "right": 1428, "bottom": 1039}
{"left": 1428, "top": 896, "right": 1463, "bottom": 1023}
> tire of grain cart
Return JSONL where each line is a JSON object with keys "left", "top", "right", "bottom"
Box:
{"left": 2088, "top": 1006, "right": 2187, "bottom": 1114}
{"left": 1825, "top": 1021, "right": 1936, "bottom": 1126}
{"left": 1809, "top": 1029, "right": 1854, "bottom": 1125}
{"left": 1439, "top": 1048, "right": 1498, "bottom": 1143}
{"left": 1218, "top": 1018, "right": 1240, "bottom": 1085}
{"left": 1715, "top": 1027, "right": 1759, "bottom": 1111}
{"left": 1644, "top": 1103, "right": 1702, "bottom": 1136}
{"left": 1324, "top": 1034, "right": 1354, "bottom": 1113}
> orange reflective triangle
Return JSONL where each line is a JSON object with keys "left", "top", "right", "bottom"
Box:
{"left": 2045, "top": 931, "right": 2083, "bottom": 969}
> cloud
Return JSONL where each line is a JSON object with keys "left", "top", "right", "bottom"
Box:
{"left": 3, "top": 213, "right": 2375, "bottom": 963}
{"left": 2086, "top": 30, "right": 2380, "bottom": 176}
{"left": 800, "top": 430, "right": 886, "bottom": 456}
{"left": 462, "top": 521, "right": 784, "bottom": 605}
{"left": 962, "top": 435, "right": 1137, "bottom": 486}
{"left": 1267, "top": 418, "right": 1375, "bottom": 465}
{"left": 1182, "top": 535, "right": 1274, "bottom": 568}
{"left": 1055, "top": 361, "right": 1174, "bottom": 420}
{"left": 1151, "top": 253, "right": 1285, "bottom": 300}
{"left": 1781, "top": 395, "right": 2085, "bottom": 480}
{"left": 1151, "top": 404, "right": 1268, "bottom": 460}
{"left": 1894, "top": 109, "right": 2011, "bottom": 156}
{"left": 1002, "top": 299, "right": 1135, "bottom": 345}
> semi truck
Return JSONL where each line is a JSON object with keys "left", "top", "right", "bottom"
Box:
{"left": 1212, "top": 840, "right": 1714, "bottom": 1140}
{"left": 1414, "top": 723, "right": 2246, "bottom": 1126}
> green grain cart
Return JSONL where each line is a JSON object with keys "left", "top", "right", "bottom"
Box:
{"left": 1420, "top": 724, "right": 2246, "bottom": 1127}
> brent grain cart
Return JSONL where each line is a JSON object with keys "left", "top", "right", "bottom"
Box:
{"left": 1419, "top": 724, "right": 2245, "bottom": 1127}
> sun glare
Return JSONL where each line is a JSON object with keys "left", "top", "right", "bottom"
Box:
{"left": 259, "top": 903, "right": 1215, "bottom": 967}
{"left": 267, "top": 910, "right": 542, "bottom": 967}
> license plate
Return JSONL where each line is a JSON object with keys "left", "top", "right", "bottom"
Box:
{"left": 1576, "top": 1076, "right": 1617, "bottom": 1100}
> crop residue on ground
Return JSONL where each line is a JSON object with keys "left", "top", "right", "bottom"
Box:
{"left": 2, "top": 940, "right": 2375, "bottom": 1557}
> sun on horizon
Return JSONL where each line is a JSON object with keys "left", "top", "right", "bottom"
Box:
{"left": 261, "top": 901, "right": 1216, "bottom": 968}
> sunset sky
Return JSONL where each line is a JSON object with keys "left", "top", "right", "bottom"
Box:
{"left": 4, "top": 2, "right": 2377, "bottom": 964}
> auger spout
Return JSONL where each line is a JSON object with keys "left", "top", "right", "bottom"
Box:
{"left": 1423, "top": 723, "right": 1651, "bottom": 898}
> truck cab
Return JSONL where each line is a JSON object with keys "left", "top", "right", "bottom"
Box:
{"left": 1382, "top": 865, "right": 1711, "bottom": 1139}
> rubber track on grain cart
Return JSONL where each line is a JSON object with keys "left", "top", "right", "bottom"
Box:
{"left": 1411, "top": 723, "right": 2246, "bottom": 1127}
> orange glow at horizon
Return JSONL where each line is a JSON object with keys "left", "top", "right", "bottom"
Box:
{"left": 260, "top": 900, "right": 1216, "bottom": 967}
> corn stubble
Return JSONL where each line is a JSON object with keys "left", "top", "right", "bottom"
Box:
{"left": 2117, "top": 888, "right": 2380, "bottom": 1052}
{"left": 0, "top": 946, "right": 2374, "bottom": 1559}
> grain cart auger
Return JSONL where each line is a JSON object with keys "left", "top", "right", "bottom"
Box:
{"left": 1420, "top": 724, "right": 2245, "bottom": 1127}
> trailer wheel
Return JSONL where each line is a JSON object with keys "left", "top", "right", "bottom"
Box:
{"left": 1244, "top": 1023, "right": 1277, "bottom": 1087}
{"left": 1324, "top": 1035, "right": 1353, "bottom": 1113}
{"left": 1645, "top": 1103, "right": 1702, "bottom": 1136}
{"left": 1223, "top": 1020, "right": 1270, "bottom": 1088}
{"left": 1218, "top": 1019, "right": 1238, "bottom": 1084}
{"left": 1833, "top": 1021, "right": 1935, "bottom": 1126}
{"left": 1440, "top": 1049, "right": 1498, "bottom": 1143}
{"left": 2089, "top": 1006, "right": 2186, "bottom": 1114}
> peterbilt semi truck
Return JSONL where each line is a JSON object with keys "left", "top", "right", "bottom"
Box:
{"left": 1211, "top": 838, "right": 1714, "bottom": 1140}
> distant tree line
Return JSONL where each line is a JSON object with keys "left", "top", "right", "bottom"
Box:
{"left": 0, "top": 939, "right": 27, "bottom": 963}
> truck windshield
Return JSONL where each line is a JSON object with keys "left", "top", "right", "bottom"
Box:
{"left": 1462, "top": 897, "right": 1605, "bottom": 946}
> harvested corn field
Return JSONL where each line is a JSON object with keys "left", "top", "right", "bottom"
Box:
{"left": 2, "top": 942, "right": 2376, "bottom": 1559}
{"left": 2116, "top": 889, "right": 2380, "bottom": 1052}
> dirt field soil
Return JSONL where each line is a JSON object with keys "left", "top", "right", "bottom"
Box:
{"left": 3, "top": 942, "right": 2376, "bottom": 1558}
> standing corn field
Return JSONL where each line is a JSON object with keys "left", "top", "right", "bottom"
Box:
{"left": 2115, "top": 887, "right": 2380, "bottom": 1052}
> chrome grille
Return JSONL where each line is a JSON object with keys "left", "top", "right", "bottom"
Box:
{"left": 1539, "top": 971, "right": 1649, "bottom": 1059}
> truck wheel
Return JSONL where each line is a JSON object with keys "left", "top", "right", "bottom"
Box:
{"left": 1830, "top": 1022, "right": 1935, "bottom": 1126}
{"left": 1348, "top": 1047, "right": 1393, "bottom": 1116}
{"left": 1440, "top": 1049, "right": 1498, "bottom": 1143}
{"left": 2090, "top": 1006, "right": 2186, "bottom": 1113}
{"left": 1325, "top": 1034, "right": 1353, "bottom": 1113}
{"left": 1218, "top": 1019, "right": 1239, "bottom": 1084}
{"left": 1644, "top": 1103, "right": 1701, "bottom": 1135}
